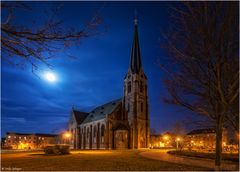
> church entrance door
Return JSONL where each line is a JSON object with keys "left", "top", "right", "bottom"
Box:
{"left": 114, "top": 130, "right": 128, "bottom": 149}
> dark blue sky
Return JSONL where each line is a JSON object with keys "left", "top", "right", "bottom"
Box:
{"left": 1, "top": 1, "right": 192, "bottom": 137}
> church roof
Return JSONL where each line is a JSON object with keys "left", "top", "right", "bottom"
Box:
{"left": 129, "top": 18, "right": 142, "bottom": 74}
{"left": 72, "top": 110, "right": 88, "bottom": 124}
{"left": 82, "top": 98, "right": 122, "bottom": 124}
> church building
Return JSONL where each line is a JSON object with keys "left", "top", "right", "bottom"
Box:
{"left": 68, "top": 18, "right": 150, "bottom": 149}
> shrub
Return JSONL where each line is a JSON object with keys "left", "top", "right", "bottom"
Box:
{"left": 44, "top": 146, "right": 54, "bottom": 154}
{"left": 44, "top": 144, "right": 70, "bottom": 155}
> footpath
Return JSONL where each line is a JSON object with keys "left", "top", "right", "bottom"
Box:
{"left": 140, "top": 150, "right": 239, "bottom": 171}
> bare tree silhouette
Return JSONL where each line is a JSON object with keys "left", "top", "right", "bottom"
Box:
{"left": 161, "top": 1, "right": 239, "bottom": 169}
{"left": 1, "top": 2, "right": 104, "bottom": 72}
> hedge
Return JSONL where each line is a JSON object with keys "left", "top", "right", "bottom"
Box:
{"left": 43, "top": 144, "right": 70, "bottom": 155}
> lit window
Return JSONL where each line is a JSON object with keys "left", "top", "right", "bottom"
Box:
{"left": 19, "top": 137, "right": 21, "bottom": 139}
{"left": 14, "top": 136, "right": 16, "bottom": 138}
{"left": 24, "top": 137, "right": 26, "bottom": 140}
{"left": 42, "top": 138, "right": 44, "bottom": 140}
{"left": 8, "top": 136, "right": 11, "bottom": 139}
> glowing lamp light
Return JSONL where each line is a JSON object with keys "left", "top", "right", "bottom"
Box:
{"left": 164, "top": 136, "right": 168, "bottom": 140}
{"left": 64, "top": 132, "right": 71, "bottom": 138}
{"left": 176, "top": 137, "right": 180, "bottom": 141}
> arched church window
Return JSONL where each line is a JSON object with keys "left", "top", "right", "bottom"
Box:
{"left": 87, "top": 128, "right": 89, "bottom": 143}
{"left": 141, "top": 103, "right": 143, "bottom": 112}
{"left": 128, "top": 82, "right": 131, "bottom": 93}
{"left": 93, "top": 126, "right": 96, "bottom": 137}
{"left": 101, "top": 125, "right": 105, "bottom": 137}
{"left": 140, "top": 81, "right": 143, "bottom": 93}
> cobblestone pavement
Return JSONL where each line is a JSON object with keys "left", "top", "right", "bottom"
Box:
{"left": 140, "top": 149, "right": 239, "bottom": 171}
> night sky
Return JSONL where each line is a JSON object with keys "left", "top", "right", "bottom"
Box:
{"left": 1, "top": 1, "right": 193, "bottom": 137}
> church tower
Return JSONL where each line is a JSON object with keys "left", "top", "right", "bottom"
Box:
{"left": 123, "top": 17, "right": 150, "bottom": 149}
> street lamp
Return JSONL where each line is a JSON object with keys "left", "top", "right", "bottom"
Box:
{"left": 163, "top": 135, "right": 169, "bottom": 147}
{"left": 64, "top": 132, "right": 71, "bottom": 144}
{"left": 64, "top": 132, "right": 71, "bottom": 138}
{"left": 176, "top": 137, "right": 181, "bottom": 149}
{"left": 164, "top": 136, "right": 168, "bottom": 140}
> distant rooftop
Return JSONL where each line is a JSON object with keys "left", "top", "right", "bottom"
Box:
{"left": 6, "top": 132, "right": 58, "bottom": 137}
{"left": 187, "top": 128, "right": 215, "bottom": 135}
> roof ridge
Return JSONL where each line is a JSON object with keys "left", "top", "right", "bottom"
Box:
{"left": 72, "top": 109, "right": 88, "bottom": 113}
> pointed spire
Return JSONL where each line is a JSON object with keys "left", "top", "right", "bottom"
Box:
{"left": 134, "top": 10, "right": 138, "bottom": 25}
{"left": 129, "top": 12, "right": 142, "bottom": 74}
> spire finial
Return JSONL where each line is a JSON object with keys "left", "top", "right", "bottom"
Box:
{"left": 134, "top": 10, "right": 138, "bottom": 25}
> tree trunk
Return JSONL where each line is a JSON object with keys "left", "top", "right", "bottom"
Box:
{"left": 215, "top": 118, "right": 223, "bottom": 170}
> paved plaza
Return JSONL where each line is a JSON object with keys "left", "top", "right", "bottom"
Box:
{"left": 140, "top": 149, "right": 239, "bottom": 171}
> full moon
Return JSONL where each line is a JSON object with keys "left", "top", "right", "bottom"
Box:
{"left": 44, "top": 72, "right": 57, "bottom": 82}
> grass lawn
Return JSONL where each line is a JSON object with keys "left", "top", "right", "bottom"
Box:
{"left": 1, "top": 150, "right": 211, "bottom": 171}
{"left": 168, "top": 150, "right": 239, "bottom": 162}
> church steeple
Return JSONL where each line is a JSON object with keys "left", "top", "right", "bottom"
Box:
{"left": 129, "top": 15, "right": 142, "bottom": 74}
{"left": 123, "top": 15, "right": 150, "bottom": 149}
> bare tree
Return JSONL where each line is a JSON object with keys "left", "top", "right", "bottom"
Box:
{"left": 225, "top": 98, "right": 239, "bottom": 133}
{"left": 1, "top": 2, "right": 103, "bottom": 72}
{"left": 171, "top": 121, "right": 186, "bottom": 136}
{"left": 150, "top": 128, "right": 157, "bottom": 135}
{"left": 161, "top": 1, "right": 239, "bottom": 170}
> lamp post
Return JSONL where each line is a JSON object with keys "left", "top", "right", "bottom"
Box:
{"left": 64, "top": 132, "right": 71, "bottom": 145}
{"left": 163, "top": 135, "right": 169, "bottom": 147}
{"left": 176, "top": 137, "right": 180, "bottom": 150}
